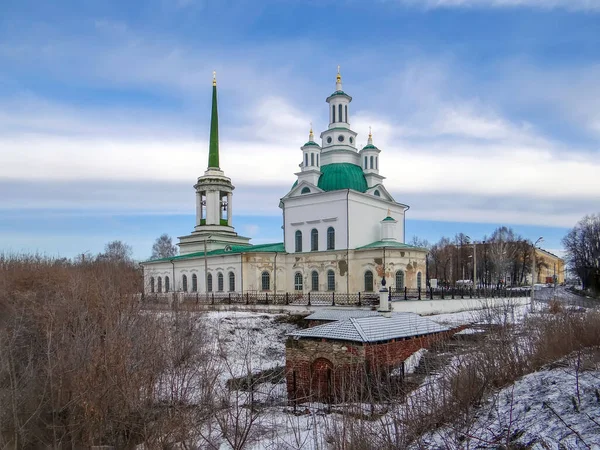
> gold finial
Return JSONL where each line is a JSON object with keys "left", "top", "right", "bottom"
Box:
{"left": 387, "top": 208, "right": 391, "bottom": 217}
{"left": 309, "top": 122, "right": 314, "bottom": 141}
{"left": 336, "top": 65, "right": 341, "bottom": 83}
{"left": 212, "top": 71, "right": 217, "bottom": 86}
{"left": 369, "top": 126, "right": 372, "bottom": 138}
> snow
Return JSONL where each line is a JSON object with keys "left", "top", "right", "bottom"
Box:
{"left": 418, "top": 352, "right": 600, "bottom": 449}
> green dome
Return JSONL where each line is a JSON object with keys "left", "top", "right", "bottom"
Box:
{"left": 317, "top": 163, "right": 368, "bottom": 192}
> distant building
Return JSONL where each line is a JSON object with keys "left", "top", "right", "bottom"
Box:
{"left": 141, "top": 70, "right": 426, "bottom": 295}
{"left": 533, "top": 248, "right": 565, "bottom": 284}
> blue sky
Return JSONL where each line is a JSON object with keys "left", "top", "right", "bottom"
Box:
{"left": 1, "top": 0, "right": 599, "bottom": 260}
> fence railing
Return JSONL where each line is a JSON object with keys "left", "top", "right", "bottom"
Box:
{"left": 142, "top": 287, "right": 530, "bottom": 308}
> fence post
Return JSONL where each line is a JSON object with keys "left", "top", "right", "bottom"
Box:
{"left": 266, "top": 293, "right": 269, "bottom": 304}
{"left": 451, "top": 288, "right": 455, "bottom": 300}
{"left": 308, "top": 291, "right": 311, "bottom": 306}
{"left": 358, "top": 292, "right": 361, "bottom": 307}
{"left": 332, "top": 292, "right": 335, "bottom": 306}
{"left": 211, "top": 293, "right": 214, "bottom": 305}
{"left": 441, "top": 287, "right": 445, "bottom": 299}
{"left": 418, "top": 287, "right": 421, "bottom": 300}
{"left": 286, "top": 292, "right": 289, "bottom": 305}
{"left": 430, "top": 287, "right": 433, "bottom": 300}
{"left": 404, "top": 287, "right": 407, "bottom": 301}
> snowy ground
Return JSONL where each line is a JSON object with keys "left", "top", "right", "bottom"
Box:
{"left": 418, "top": 350, "right": 600, "bottom": 449}
{"left": 172, "top": 301, "right": 600, "bottom": 449}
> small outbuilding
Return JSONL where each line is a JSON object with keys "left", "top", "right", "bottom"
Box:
{"left": 286, "top": 309, "right": 461, "bottom": 403}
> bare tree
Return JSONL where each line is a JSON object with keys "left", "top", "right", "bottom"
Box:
{"left": 563, "top": 213, "right": 600, "bottom": 294}
{"left": 151, "top": 233, "right": 178, "bottom": 259}
{"left": 97, "top": 240, "right": 133, "bottom": 263}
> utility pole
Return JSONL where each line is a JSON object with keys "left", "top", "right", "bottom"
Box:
{"left": 531, "top": 237, "right": 543, "bottom": 311}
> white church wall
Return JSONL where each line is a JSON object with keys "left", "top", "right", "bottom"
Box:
{"left": 347, "top": 192, "right": 406, "bottom": 249}
{"left": 280, "top": 251, "right": 350, "bottom": 293}
{"left": 283, "top": 190, "right": 349, "bottom": 253}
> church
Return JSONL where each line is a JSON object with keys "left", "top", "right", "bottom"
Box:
{"left": 142, "top": 70, "right": 427, "bottom": 296}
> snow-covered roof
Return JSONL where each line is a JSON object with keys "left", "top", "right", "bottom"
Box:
{"left": 289, "top": 313, "right": 450, "bottom": 343}
{"left": 305, "top": 309, "right": 392, "bottom": 321}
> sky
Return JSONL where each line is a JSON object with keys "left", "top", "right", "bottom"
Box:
{"left": 1, "top": 0, "right": 599, "bottom": 260}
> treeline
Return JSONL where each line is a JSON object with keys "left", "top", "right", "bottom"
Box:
{"left": 421, "top": 226, "right": 541, "bottom": 288}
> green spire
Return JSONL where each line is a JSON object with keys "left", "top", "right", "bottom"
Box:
{"left": 208, "top": 72, "right": 219, "bottom": 169}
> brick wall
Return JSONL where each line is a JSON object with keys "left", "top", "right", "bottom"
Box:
{"left": 285, "top": 326, "right": 466, "bottom": 403}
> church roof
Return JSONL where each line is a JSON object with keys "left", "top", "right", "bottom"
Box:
{"left": 356, "top": 240, "right": 426, "bottom": 251}
{"left": 289, "top": 313, "right": 449, "bottom": 343}
{"left": 302, "top": 141, "right": 319, "bottom": 147}
{"left": 361, "top": 144, "right": 379, "bottom": 151}
{"left": 317, "top": 163, "right": 368, "bottom": 193}
{"left": 144, "top": 242, "right": 285, "bottom": 263}
{"left": 326, "top": 90, "right": 352, "bottom": 101}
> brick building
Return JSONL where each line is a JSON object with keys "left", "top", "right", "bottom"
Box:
{"left": 286, "top": 310, "right": 460, "bottom": 403}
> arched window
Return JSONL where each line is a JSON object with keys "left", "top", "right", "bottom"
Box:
{"left": 261, "top": 271, "right": 270, "bottom": 291}
{"left": 370, "top": 156, "right": 374, "bottom": 169}
{"left": 165, "top": 276, "right": 170, "bottom": 293}
{"left": 157, "top": 276, "right": 162, "bottom": 293}
{"left": 295, "top": 230, "right": 302, "bottom": 252}
{"left": 364, "top": 156, "right": 367, "bottom": 169}
{"left": 217, "top": 272, "right": 224, "bottom": 291}
{"left": 294, "top": 272, "right": 303, "bottom": 291}
{"left": 364, "top": 270, "right": 374, "bottom": 292}
{"left": 396, "top": 271, "right": 405, "bottom": 290}
{"left": 311, "top": 271, "right": 319, "bottom": 291}
{"left": 207, "top": 273, "right": 213, "bottom": 292}
{"left": 338, "top": 104, "right": 343, "bottom": 124}
{"left": 192, "top": 274, "right": 198, "bottom": 292}
{"left": 327, "top": 227, "right": 335, "bottom": 250}
{"left": 327, "top": 270, "right": 335, "bottom": 291}
{"left": 311, "top": 228, "right": 319, "bottom": 251}
{"left": 304, "top": 153, "right": 308, "bottom": 167}
{"left": 345, "top": 105, "right": 348, "bottom": 123}
{"left": 374, "top": 190, "right": 381, "bottom": 197}
{"left": 150, "top": 277, "right": 155, "bottom": 293}
{"left": 182, "top": 274, "right": 188, "bottom": 292}
{"left": 228, "top": 271, "right": 235, "bottom": 292}
{"left": 417, "top": 272, "right": 422, "bottom": 288}
{"left": 311, "top": 153, "right": 314, "bottom": 166}
{"left": 316, "top": 154, "right": 319, "bottom": 166}
{"left": 332, "top": 105, "right": 335, "bottom": 123}
{"left": 301, "top": 187, "right": 310, "bottom": 194}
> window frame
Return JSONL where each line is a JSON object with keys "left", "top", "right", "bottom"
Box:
{"left": 294, "top": 272, "right": 303, "bottom": 291}
{"left": 295, "top": 230, "right": 302, "bottom": 252}
{"left": 364, "top": 270, "right": 374, "bottom": 292}
{"left": 182, "top": 274, "right": 188, "bottom": 292}
{"left": 157, "top": 276, "right": 162, "bottom": 293}
{"left": 165, "top": 276, "right": 170, "bottom": 293}
{"left": 327, "top": 227, "right": 335, "bottom": 250}
{"left": 150, "top": 277, "right": 155, "bottom": 293}
{"left": 311, "top": 271, "right": 319, "bottom": 291}
{"left": 217, "top": 272, "right": 224, "bottom": 292}
{"left": 192, "top": 273, "right": 198, "bottom": 292}
{"left": 228, "top": 271, "right": 235, "bottom": 292}
{"left": 207, "top": 273, "right": 213, "bottom": 292}
{"left": 261, "top": 271, "right": 270, "bottom": 291}
{"left": 311, "top": 228, "right": 319, "bottom": 252}
{"left": 396, "top": 271, "right": 405, "bottom": 290}
{"left": 327, "top": 270, "right": 335, "bottom": 291}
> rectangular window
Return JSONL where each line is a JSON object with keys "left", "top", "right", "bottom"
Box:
{"left": 327, "top": 271, "right": 335, "bottom": 291}
{"left": 311, "top": 153, "right": 314, "bottom": 166}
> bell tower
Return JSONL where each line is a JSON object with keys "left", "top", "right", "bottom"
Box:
{"left": 178, "top": 73, "right": 251, "bottom": 255}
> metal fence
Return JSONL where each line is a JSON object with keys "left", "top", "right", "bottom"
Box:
{"left": 142, "top": 287, "right": 530, "bottom": 308}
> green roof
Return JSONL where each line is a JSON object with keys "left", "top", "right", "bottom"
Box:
{"left": 382, "top": 216, "right": 396, "bottom": 222}
{"left": 361, "top": 144, "right": 378, "bottom": 151}
{"left": 144, "top": 242, "right": 285, "bottom": 263}
{"left": 303, "top": 141, "right": 319, "bottom": 147}
{"left": 208, "top": 84, "right": 220, "bottom": 169}
{"left": 318, "top": 163, "right": 368, "bottom": 193}
{"left": 327, "top": 90, "right": 351, "bottom": 99}
{"left": 356, "top": 241, "right": 426, "bottom": 251}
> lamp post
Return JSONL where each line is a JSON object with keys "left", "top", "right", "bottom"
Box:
{"left": 531, "top": 237, "right": 543, "bottom": 310}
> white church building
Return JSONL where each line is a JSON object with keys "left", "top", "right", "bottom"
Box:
{"left": 142, "top": 71, "right": 427, "bottom": 296}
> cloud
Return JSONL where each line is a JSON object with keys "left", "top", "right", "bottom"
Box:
{"left": 395, "top": 0, "right": 600, "bottom": 11}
